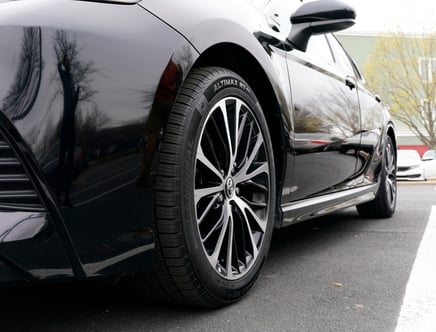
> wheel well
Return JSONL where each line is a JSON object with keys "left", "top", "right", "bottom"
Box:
{"left": 193, "top": 43, "right": 286, "bottom": 227}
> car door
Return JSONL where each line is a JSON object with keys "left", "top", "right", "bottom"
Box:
{"left": 286, "top": 34, "right": 361, "bottom": 201}
{"left": 328, "top": 34, "right": 387, "bottom": 183}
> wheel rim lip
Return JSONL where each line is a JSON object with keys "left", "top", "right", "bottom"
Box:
{"left": 193, "top": 96, "right": 271, "bottom": 281}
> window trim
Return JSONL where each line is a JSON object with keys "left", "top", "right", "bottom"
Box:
{"left": 327, "top": 34, "right": 366, "bottom": 82}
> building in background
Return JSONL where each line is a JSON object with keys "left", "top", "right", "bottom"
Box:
{"left": 337, "top": 33, "right": 431, "bottom": 156}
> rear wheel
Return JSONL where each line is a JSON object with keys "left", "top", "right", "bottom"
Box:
{"left": 148, "top": 67, "right": 276, "bottom": 307}
{"left": 356, "top": 136, "right": 396, "bottom": 218}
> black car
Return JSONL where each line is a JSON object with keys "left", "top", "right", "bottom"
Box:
{"left": 0, "top": 0, "right": 397, "bottom": 307}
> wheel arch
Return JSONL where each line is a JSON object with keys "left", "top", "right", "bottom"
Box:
{"left": 387, "top": 124, "right": 397, "bottom": 155}
{"left": 193, "top": 43, "right": 287, "bottom": 227}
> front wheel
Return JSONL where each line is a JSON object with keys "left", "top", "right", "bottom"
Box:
{"left": 356, "top": 136, "right": 397, "bottom": 218}
{"left": 149, "top": 67, "right": 276, "bottom": 307}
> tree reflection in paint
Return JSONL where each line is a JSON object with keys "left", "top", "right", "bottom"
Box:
{"left": 52, "top": 30, "right": 100, "bottom": 207}
{"left": 1, "top": 27, "right": 43, "bottom": 121}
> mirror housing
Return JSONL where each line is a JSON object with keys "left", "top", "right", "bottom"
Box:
{"left": 287, "top": 0, "right": 356, "bottom": 52}
{"left": 422, "top": 150, "right": 436, "bottom": 161}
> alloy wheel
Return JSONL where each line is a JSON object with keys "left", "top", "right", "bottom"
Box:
{"left": 194, "top": 97, "right": 271, "bottom": 280}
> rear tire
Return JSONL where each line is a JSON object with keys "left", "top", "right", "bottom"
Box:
{"left": 147, "top": 67, "right": 276, "bottom": 307}
{"left": 356, "top": 136, "right": 396, "bottom": 218}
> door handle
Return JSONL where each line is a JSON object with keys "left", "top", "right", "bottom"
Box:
{"left": 345, "top": 77, "right": 356, "bottom": 90}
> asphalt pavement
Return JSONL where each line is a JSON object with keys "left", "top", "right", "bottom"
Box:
{"left": 0, "top": 184, "right": 435, "bottom": 332}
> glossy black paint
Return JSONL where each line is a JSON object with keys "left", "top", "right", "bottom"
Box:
{"left": 288, "top": 0, "right": 356, "bottom": 51}
{"left": 286, "top": 47, "right": 361, "bottom": 201}
{"left": 291, "top": 0, "right": 356, "bottom": 23}
{"left": 0, "top": 0, "right": 396, "bottom": 283}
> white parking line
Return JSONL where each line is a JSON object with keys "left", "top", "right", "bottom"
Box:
{"left": 395, "top": 206, "right": 436, "bottom": 332}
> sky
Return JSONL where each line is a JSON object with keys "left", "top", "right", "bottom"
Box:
{"left": 344, "top": 0, "right": 436, "bottom": 34}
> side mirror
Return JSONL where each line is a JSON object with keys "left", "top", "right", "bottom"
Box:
{"left": 287, "top": 0, "right": 356, "bottom": 52}
{"left": 422, "top": 150, "right": 436, "bottom": 161}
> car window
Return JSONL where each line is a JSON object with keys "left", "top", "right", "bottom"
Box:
{"left": 326, "top": 34, "right": 355, "bottom": 77}
{"left": 306, "top": 35, "right": 334, "bottom": 65}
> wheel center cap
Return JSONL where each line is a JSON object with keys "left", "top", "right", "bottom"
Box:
{"left": 225, "top": 177, "right": 235, "bottom": 198}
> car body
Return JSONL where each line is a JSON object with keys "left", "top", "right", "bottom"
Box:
{"left": 422, "top": 150, "right": 436, "bottom": 180}
{"left": 0, "top": 0, "right": 397, "bottom": 307}
{"left": 397, "top": 149, "right": 424, "bottom": 181}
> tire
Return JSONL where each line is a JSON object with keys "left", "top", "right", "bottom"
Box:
{"left": 147, "top": 67, "right": 276, "bottom": 307}
{"left": 356, "top": 136, "right": 397, "bottom": 218}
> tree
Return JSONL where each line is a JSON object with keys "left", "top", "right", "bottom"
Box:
{"left": 364, "top": 31, "right": 436, "bottom": 149}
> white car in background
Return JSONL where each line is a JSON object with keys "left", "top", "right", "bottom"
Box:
{"left": 422, "top": 150, "right": 436, "bottom": 180}
{"left": 397, "top": 150, "right": 424, "bottom": 181}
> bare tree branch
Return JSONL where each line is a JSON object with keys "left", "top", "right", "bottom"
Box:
{"left": 365, "top": 31, "right": 436, "bottom": 149}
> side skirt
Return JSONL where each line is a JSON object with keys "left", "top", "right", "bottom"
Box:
{"left": 280, "top": 184, "right": 379, "bottom": 227}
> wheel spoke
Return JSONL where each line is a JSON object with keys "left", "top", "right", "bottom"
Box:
{"left": 210, "top": 203, "right": 231, "bottom": 265}
{"left": 385, "top": 142, "right": 396, "bottom": 205}
{"left": 218, "top": 100, "right": 235, "bottom": 171}
{"left": 242, "top": 180, "right": 268, "bottom": 192}
{"left": 386, "top": 145, "right": 396, "bottom": 175}
{"left": 197, "top": 145, "right": 224, "bottom": 181}
{"left": 237, "top": 133, "right": 264, "bottom": 181}
{"left": 197, "top": 193, "right": 220, "bottom": 225}
{"left": 210, "top": 115, "right": 229, "bottom": 163}
{"left": 195, "top": 184, "right": 224, "bottom": 205}
{"left": 234, "top": 196, "right": 266, "bottom": 234}
{"left": 387, "top": 179, "right": 394, "bottom": 201}
{"left": 234, "top": 197, "right": 260, "bottom": 259}
{"left": 247, "top": 134, "right": 264, "bottom": 167}
{"left": 237, "top": 110, "right": 248, "bottom": 153}
{"left": 386, "top": 151, "right": 395, "bottom": 175}
{"left": 236, "top": 162, "right": 268, "bottom": 184}
{"left": 244, "top": 198, "right": 267, "bottom": 209}
{"left": 232, "top": 99, "right": 246, "bottom": 164}
{"left": 202, "top": 203, "right": 226, "bottom": 243}
{"left": 204, "top": 129, "right": 222, "bottom": 173}
{"left": 241, "top": 122, "right": 254, "bottom": 166}
{"left": 387, "top": 163, "right": 395, "bottom": 176}
{"left": 226, "top": 214, "right": 234, "bottom": 278}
